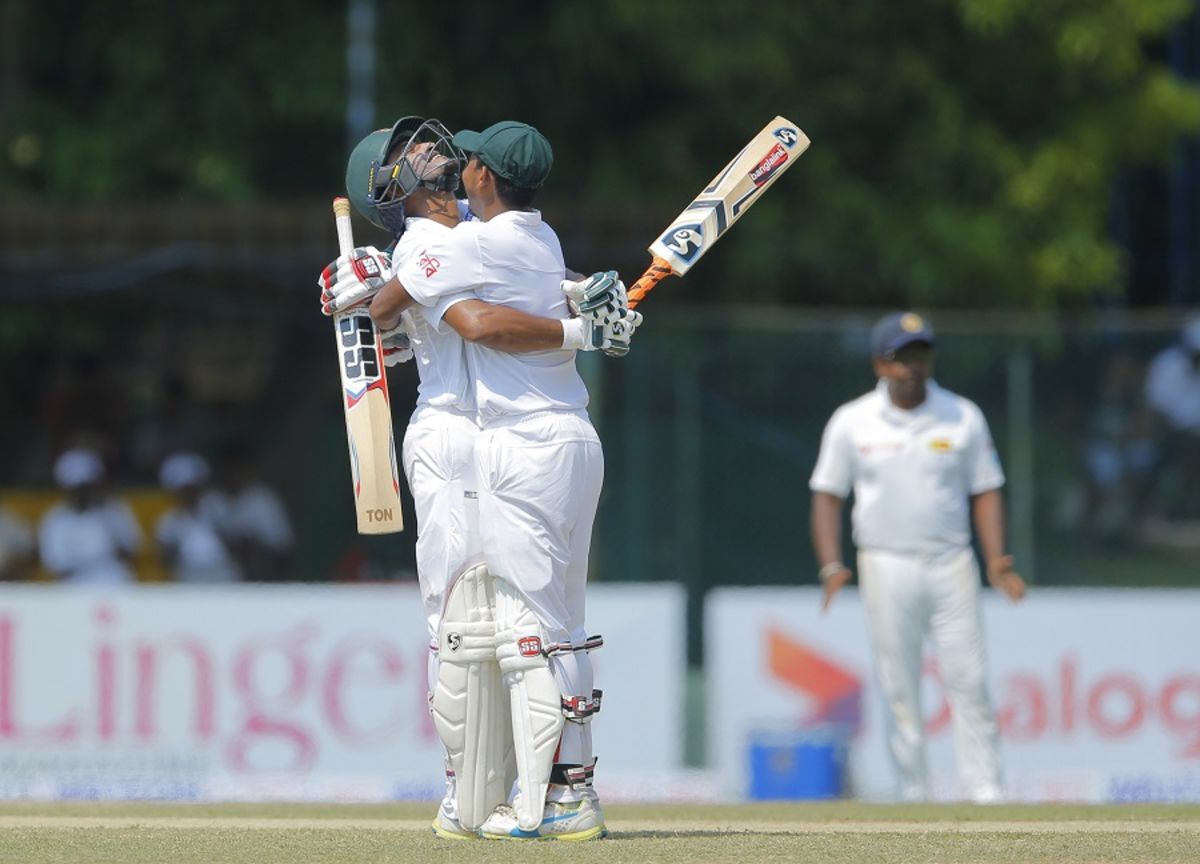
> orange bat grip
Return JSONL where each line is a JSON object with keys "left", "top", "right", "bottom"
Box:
{"left": 627, "top": 257, "right": 675, "bottom": 310}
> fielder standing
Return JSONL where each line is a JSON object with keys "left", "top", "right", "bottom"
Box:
{"left": 809, "top": 311, "right": 1026, "bottom": 803}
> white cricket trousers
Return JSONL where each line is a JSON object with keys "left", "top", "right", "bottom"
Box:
{"left": 475, "top": 409, "right": 604, "bottom": 792}
{"left": 402, "top": 406, "right": 482, "bottom": 646}
{"left": 857, "top": 546, "right": 1003, "bottom": 802}
{"left": 403, "top": 406, "right": 483, "bottom": 819}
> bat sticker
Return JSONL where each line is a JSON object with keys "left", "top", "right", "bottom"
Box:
{"left": 749, "top": 143, "right": 789, "bottom": 186}
{"left": 660, "top": 225, "right": 705, "bottom": 263}
{"left": 773, "top": 126, "right": 801, "bottom": 147}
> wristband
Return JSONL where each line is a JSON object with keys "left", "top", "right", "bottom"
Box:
{"left": 560, "top": 317, "right": 586, "bottom": 350}
{"left": 818, "top": 562, "right": 846, "bottom": 583}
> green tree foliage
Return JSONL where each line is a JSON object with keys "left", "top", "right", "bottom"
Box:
{"left": 3, "top": 0, "right": 1198, "bottom": 307}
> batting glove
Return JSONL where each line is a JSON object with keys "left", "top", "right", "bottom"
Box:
{"left": 599, "top": 309, "right": 643, "bottom": 357}
{"left": 319, "top": 246, "right": 393, "bottom": 316}
{"left": 380, "top": 323, "right": 414, "bottom": 366}
{"left": 562, "top": 271, "right": 628, "bottom": 326}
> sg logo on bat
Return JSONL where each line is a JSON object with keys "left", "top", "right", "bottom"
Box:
{"left": 773, "top": 126, "right": 800, "bottom": 147}
{"left": 660, "top": 224, "right": 705, "bottom": 264}
{"left": 339, "top": 312, "right": 381, "bottom": 382}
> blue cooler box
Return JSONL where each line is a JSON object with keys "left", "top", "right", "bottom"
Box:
{"left": 747, "top": 726, "right": 847, "bottom": 800}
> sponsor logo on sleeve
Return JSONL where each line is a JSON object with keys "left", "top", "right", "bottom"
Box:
{"left": 417, "top": 250, "right": 440, "bottom": 278}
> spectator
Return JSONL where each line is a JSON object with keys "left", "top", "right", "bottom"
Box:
{"left": 0, "top": 506, "right": 36, "bottom": 581}
{"left": 212, "top": 442, "right": 294, "bottom": 581}
{"left": 1143, "top": 317, "right": 1200, "bottom": 521}
{"left": 1079, "top": 351, "right": 1158, "bottom": 539}
{"left": 39, "top": 448, "right": 142, "bottom": 584}
{"left": 155, "top": 452, "right": 241, "bottom": 583}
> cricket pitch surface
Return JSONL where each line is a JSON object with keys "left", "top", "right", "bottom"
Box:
{"left": 1, "top": 801, "right": 1198, "bottom": 863}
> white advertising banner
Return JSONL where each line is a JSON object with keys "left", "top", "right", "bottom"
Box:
{"left": 707, "top": 587, "right": 1200, "bottom": 803}
{"left": 0, "top": 583, "right": 684, "bottom": 801}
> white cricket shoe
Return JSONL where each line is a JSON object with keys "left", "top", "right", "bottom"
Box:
{"left": 430, "top": 802, "right": 475, "bottom": 841}
{"left": 478, "top": 796, "right": 607, "bottom": 841}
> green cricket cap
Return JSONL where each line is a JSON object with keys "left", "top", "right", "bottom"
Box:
{"left": 453, "top": 121, "right": 553, "bottom": 189}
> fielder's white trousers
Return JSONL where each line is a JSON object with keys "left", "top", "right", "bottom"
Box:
{"left": 475, "top": 409, "right": 604, "bottom": 793}
{"left": 857, "top": 546, "right": 1004, "bottom": 803}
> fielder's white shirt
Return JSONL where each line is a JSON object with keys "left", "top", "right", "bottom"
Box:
{"left": 394, "top": 203, "right": 475, "bottom": 413}
{"left": 810, "top": 380, "right": 1004, "bottom": 555}
{"left": 396, "top": 208, "right": 587, "bottom": 423}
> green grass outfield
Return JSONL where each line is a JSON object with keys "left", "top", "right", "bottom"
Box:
{"left": 1, "top": 801, "right": 1198, "bottom": 864}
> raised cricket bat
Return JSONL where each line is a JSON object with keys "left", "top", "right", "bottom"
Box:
{"left": 331, "top": 197, "right": 404, "bottom": 534}
{"left": 627, "top": 115, "right": 810, "bottom": 309}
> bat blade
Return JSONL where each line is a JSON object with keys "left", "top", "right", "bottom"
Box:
{"left": 331, "top": 197, "right": 404, "bottom": 535}
{"left": 628, "top": 116, "right": 809, "bottom": 308}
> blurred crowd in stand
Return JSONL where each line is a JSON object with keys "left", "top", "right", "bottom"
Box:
{"left": 1070, "top": 317, "right": 1200, "bottom": 547}
{"left": 0, "top": 443, "right": 293, "bottom": 583}
{"left": 4, "top": 316, "right": 1200, "bottom": 583}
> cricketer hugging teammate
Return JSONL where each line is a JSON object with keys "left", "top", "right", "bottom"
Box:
{"left": 318, "top": 114, "right": 808, "bottom": 840}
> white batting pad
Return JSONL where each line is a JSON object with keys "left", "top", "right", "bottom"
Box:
{"left": 494, "top": 578, "right": 566, "bottom": 832}
{"left": 431, "top": 562, "right": 514, "bottom": 830}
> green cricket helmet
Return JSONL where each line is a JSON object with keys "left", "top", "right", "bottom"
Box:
{"left": 345, "top": 128, "right": 392, "bottom": 231}
{"left": 345, "top": 116, "right": 464, "bottom": 236}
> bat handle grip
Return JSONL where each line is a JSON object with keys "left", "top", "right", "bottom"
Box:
{"left": 627, "top": 257, "right": 674, "bottom": 310}
{"left": 332, "top": 197, "right": 355, "bottom": 255}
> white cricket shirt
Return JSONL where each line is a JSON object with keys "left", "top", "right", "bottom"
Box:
{"left": 809, "top": 379, "right": 1004, "bottom": 555}
{"left": 395, "top": 209, "right": 587, "bottom": 423}
{"left": 394, "top": 204, "right": 474, "bottom": 413}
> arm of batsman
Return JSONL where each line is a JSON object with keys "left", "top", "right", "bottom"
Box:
{"left": 561, "top": 270, "right": 628, "bottom": 326}
{"left": 319, "top": 246, "right": 393, "bottom": 316}
{"left": 599, "top": 309, "right": 643, "bottom": 357}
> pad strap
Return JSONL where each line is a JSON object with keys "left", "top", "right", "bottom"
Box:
{"left": 550, "top": 757, "right": 597, "bottom": 790}
{"left": 562, "top": 689, "right": 603, "bottom": 721}
{"left": 542, "top": 635, "right": 603, "bottom": 656}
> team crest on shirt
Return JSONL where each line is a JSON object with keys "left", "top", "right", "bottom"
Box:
{"left": 928, "top": 438, "right": 954, "bottom": 452}
{"left": 417, "top": 250, "right": 441, "bottom": 277}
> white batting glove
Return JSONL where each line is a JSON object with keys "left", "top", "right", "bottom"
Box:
{"left": 562, "top": 270, "right": 628, "bottom": 326}
{"left": 380, "top": 323, "right": 413, "bottom": 366}
{"left": 600, "top": 309, "right": 643, "bottom": 357}
{"left": 319, "top": 246, "right": 393, "bottom": 316}
{"left": 560, "top": 309, "right": 643, "bottom": 356}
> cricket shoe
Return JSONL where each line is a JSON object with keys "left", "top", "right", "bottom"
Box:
{"left": 430, "top": 804, "right": 475, "bottom": 840}
{"left": 478, "top": 796, "right": 608, "bottom": 841}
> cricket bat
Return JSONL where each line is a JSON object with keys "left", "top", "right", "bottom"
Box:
{"left": 331, "top": 197, "right": 404, "bottom": 534}
{"left": 627, "top": 115, "right": 810, "bottom": 309}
